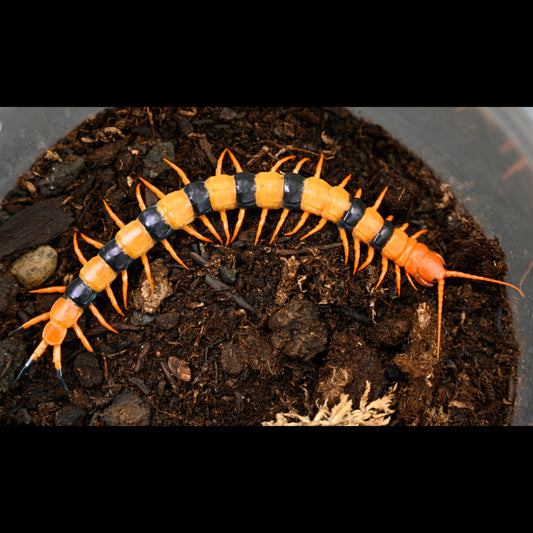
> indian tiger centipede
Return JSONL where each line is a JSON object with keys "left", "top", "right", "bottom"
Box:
{"left": 9, "top": 148, "right": 524, "bottom": 393}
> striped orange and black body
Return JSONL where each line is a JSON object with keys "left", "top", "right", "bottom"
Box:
{"left": 11, "top": 149, "right": 523, "bottom": 392}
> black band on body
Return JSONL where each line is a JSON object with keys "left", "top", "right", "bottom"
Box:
{"left": 137, "top": 205, "right": 174, "bottom": 242}
{"left": 282, "top": 173, "right": 305, "bottom": 210}
{"left": 98, "top": 238, "right": 135, "bottom": 272}
{"left": 234, "top": 172, "right": 257, "bottom": 209}
{"left": 183, "top": 181, "right": 213, "bottom": 216}
{"left": 369, "top": 219, "right": 395, "bottom": 251}
{"left": 337, "top": 197, "right": 366, "bottom": 233}
{"left": 64, "top": 276, "right": 98, "bottom": 308}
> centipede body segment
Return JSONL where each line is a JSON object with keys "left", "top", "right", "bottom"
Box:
{"left": 10, "top": 148, "right": 524, "bottom": 393}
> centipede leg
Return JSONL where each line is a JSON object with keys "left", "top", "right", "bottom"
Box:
{"left": 374, "top": 255, "right": 388, "bottom": 290}
{"left": 219, "top": 210, "right": 231, "bottom": 245}
{"left": 270, "top": 155, "right": 296, "bottom": 172}
{"left": 140, "top": 254, "right": 155, "bottom": 292}
{"left": 270, "top": 208, "right": 290, "bottom": 244}
{"left": 357, "top": 245, "right": 375, "bottom": 272}
{"left": 394, "top": 264, "right": 402, "bottom": 296}
{"left": 72, "top": 322, "right": 94, "bottom": 352}
{"left": 15, "top": 312, "right": 51, "bottom": 332}
{"left": 405, "top": 271, "right": 418, "bottom": 291}
{"left": 299, "top": 217, "right": 328, "bottom": 241}
{"left": 13, "top": 339, "right": 48, "bottom": 386}
{"left": 293, "top": 158, "right": 310, "bottom": 173}
{"left": 353, "top": 238, "right": 361, "bottom": 275}
{"left": 53, "top": 345, "right": 71, "bottom": 394}
{"left": 254, "top": 208, "right": 269, "bottom": 246}
{"left": 88, "top": 304, "right": 119, "bottom": 334}
{"left": 230, "top": 208, "right": 246, "bottom": 244}
{"left": 284, "top": 211, "right": 309, "bottom": 236}
{"left": 338, "top": 228, "right": 349, "bottom": 265}
{"left": 122, "top": 270, "right": 128, "bottom": 309}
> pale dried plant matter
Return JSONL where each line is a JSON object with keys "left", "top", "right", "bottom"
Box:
{"left": 263, "top": 381, "right": 397, "bottom": 426}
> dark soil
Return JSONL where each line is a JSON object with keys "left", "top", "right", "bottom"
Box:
{"left": 0, "top": 107, "right": 521, "bottom": 425}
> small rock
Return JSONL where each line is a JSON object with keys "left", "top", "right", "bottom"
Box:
{"left": 167, "top": 356, "right": 191, "bottom": 382}
{"left": 55, "top": 405, "right": 87, "bottom": 426}
{"left": 268, "top": 296, "right": 328, "bottom": 360}
{"left": 218, "top": 265, "right": 237, "bottom": 285}
{"left": 37, "top": 154, "right": 85, "bottom": 196}
{"left": 220, "top": 342, "right": 244, "bottom": 374}
{"left": 10, "top": 245, "right": 58, "bottom": 289}
{"left": 143, "top": 141, "right": 175, "bottom": 179}
{"left": 74, "top": 352, "right": 104, "bottom": 388}
{"left": 132, "top": 259, "right": 173, "bottom": 314}
{"left": 93, "top": 391, "right": 152, "bottom": 426}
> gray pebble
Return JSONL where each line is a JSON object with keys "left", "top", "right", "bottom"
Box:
{"left": 143, "top": 141, "right": 175, "bottom": 179}
{"left": 37, "top": 154, "right": 85, "bottom": 196}
{"left": 55, "top": 405, "right": 87, "bottom": 426}
{"left": 93, "top": 391, "right": 152, "bottom": 426}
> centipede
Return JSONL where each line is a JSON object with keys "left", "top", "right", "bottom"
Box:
{"left": 9, "top": 148, "right": 524, "bottom": 394}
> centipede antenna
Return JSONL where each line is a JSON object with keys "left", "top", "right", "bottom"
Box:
{"left": 444, "top": 271, "right": 524, "bottom": 297}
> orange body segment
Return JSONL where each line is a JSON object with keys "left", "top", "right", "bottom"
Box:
{"left": 156, "top": 190, "right": 195, "bottom": 230}
{"left": 205, "top": 174, "right": 237, "bottom": 211}
{"left": 352, "top": 208, "right": 384, "bottom": 243}
{"left": 320, "top": 186, "right": 352, "bottom": 223}
{"left": 254, "top": 172, "right": 284, "bottom": 209}
{"left": 42, "top": 321, "right": 67, "bottom": 346}
{"left": 300, "top": 177, "right": 332, "bottom": 216}
{"left": 80, "top": 255, "right": 118, "bottom": 293}
{"left": 404, "top": 242, "right": 433, "bottom": 285}
{"left": 115, "top": 219, "right": 155, "bottom": 259}
{"left": 382, "top": 228, "right": 410, "bottom": 263}
{"left": 49, "top": 297, "right": 83, "bottom": 328}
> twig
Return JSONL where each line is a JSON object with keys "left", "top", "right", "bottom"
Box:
{"left": 204, "top": 274, "right": 257, "bottom": 314}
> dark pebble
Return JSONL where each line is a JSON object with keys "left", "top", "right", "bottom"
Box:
{"left": 268, "top": 296, "right": 328, "bottom": 360}
{"left": 74, "top": 352, "right": 104, "bottom": 388}
{"left": 93, "top": 391, "right": 152, "bottom": 426}
{"left": 37, "top": 154, "right": 85, "bottom": 197}
{"left": 218, "top": 266, "right": 237, "bottom": 285}
{"left": 143, "top": 141, "right": 175, "bottom": 179}
{"left": 55, "top": 405, "right": 87, "bottom": 426}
